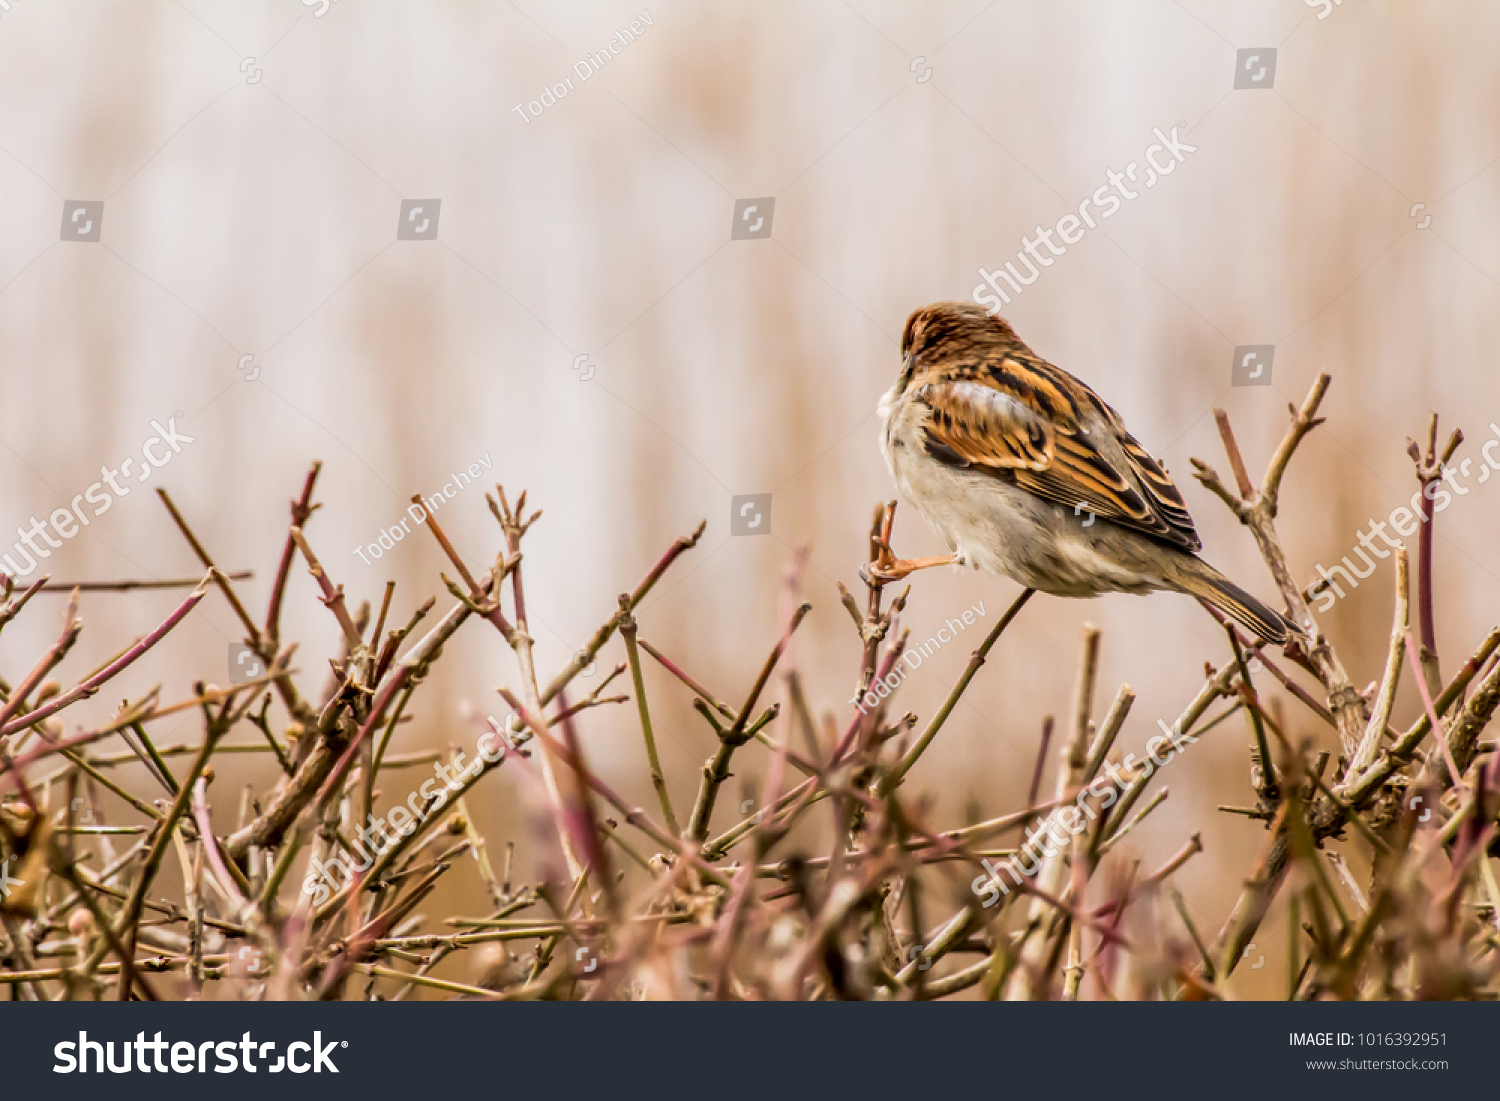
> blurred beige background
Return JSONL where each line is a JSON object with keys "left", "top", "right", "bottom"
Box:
{"left": 2, "top": 0, "right": 1498, "bottom": 994}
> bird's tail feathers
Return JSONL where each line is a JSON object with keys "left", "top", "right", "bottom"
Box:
{"left": 1175, "top": 560, "right": 1295, "bottom": 645}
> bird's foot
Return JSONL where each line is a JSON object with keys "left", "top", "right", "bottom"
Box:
{"left": 860, "top": 553, "right": 959, "bottom": 585}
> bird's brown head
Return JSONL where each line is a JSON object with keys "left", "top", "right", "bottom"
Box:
{"left": 899, "top": 301, "right": 1020, "bottom": 380}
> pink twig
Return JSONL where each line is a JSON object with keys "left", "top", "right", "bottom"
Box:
{"left": 1406, "top": 632, "right": 1463, "bottom": 790}
{"left": 289, "top": 528, "right": 364, "bottom": 650}
{"left": 0, "top": 588, "right": 81, "bottom": 730}
{"left": 267, "top": 462, "right": 322, "bottom": 645}
{"left": 0, "top": 574, "right": 50, "bottom": 632}
{"left": 0, "top": 573, "right": 211, "bottom": 738}
{"left": 192, "top": 777, "right": 249, "bottom": 913}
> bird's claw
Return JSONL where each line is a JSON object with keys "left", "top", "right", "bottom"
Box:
{"left": 861, "top": 560, "right": 910, "bottom": 585}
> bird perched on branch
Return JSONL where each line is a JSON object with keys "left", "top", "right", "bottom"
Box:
{"left": 873, "top": 301, "right": 1293, "bottom": 644}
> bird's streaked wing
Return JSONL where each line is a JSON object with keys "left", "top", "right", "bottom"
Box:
{"left": 911, "top": 354, "right": 1202, "bottom": 552}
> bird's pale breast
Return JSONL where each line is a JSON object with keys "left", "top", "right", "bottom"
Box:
{"left": 879, "top": 384, "right": 1165, "bottom": 597}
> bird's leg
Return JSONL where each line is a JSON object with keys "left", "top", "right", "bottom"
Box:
{"left": 861, "top": 553, "right": 959, "bottom": 584}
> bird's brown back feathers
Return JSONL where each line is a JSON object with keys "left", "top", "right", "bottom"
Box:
{"left": 898, "top": 302, "right": 1202, "bottom": 553}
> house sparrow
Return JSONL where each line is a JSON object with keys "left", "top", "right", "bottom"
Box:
{"left": 874, "top": 301, "right": 1292, "bottom": 644}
